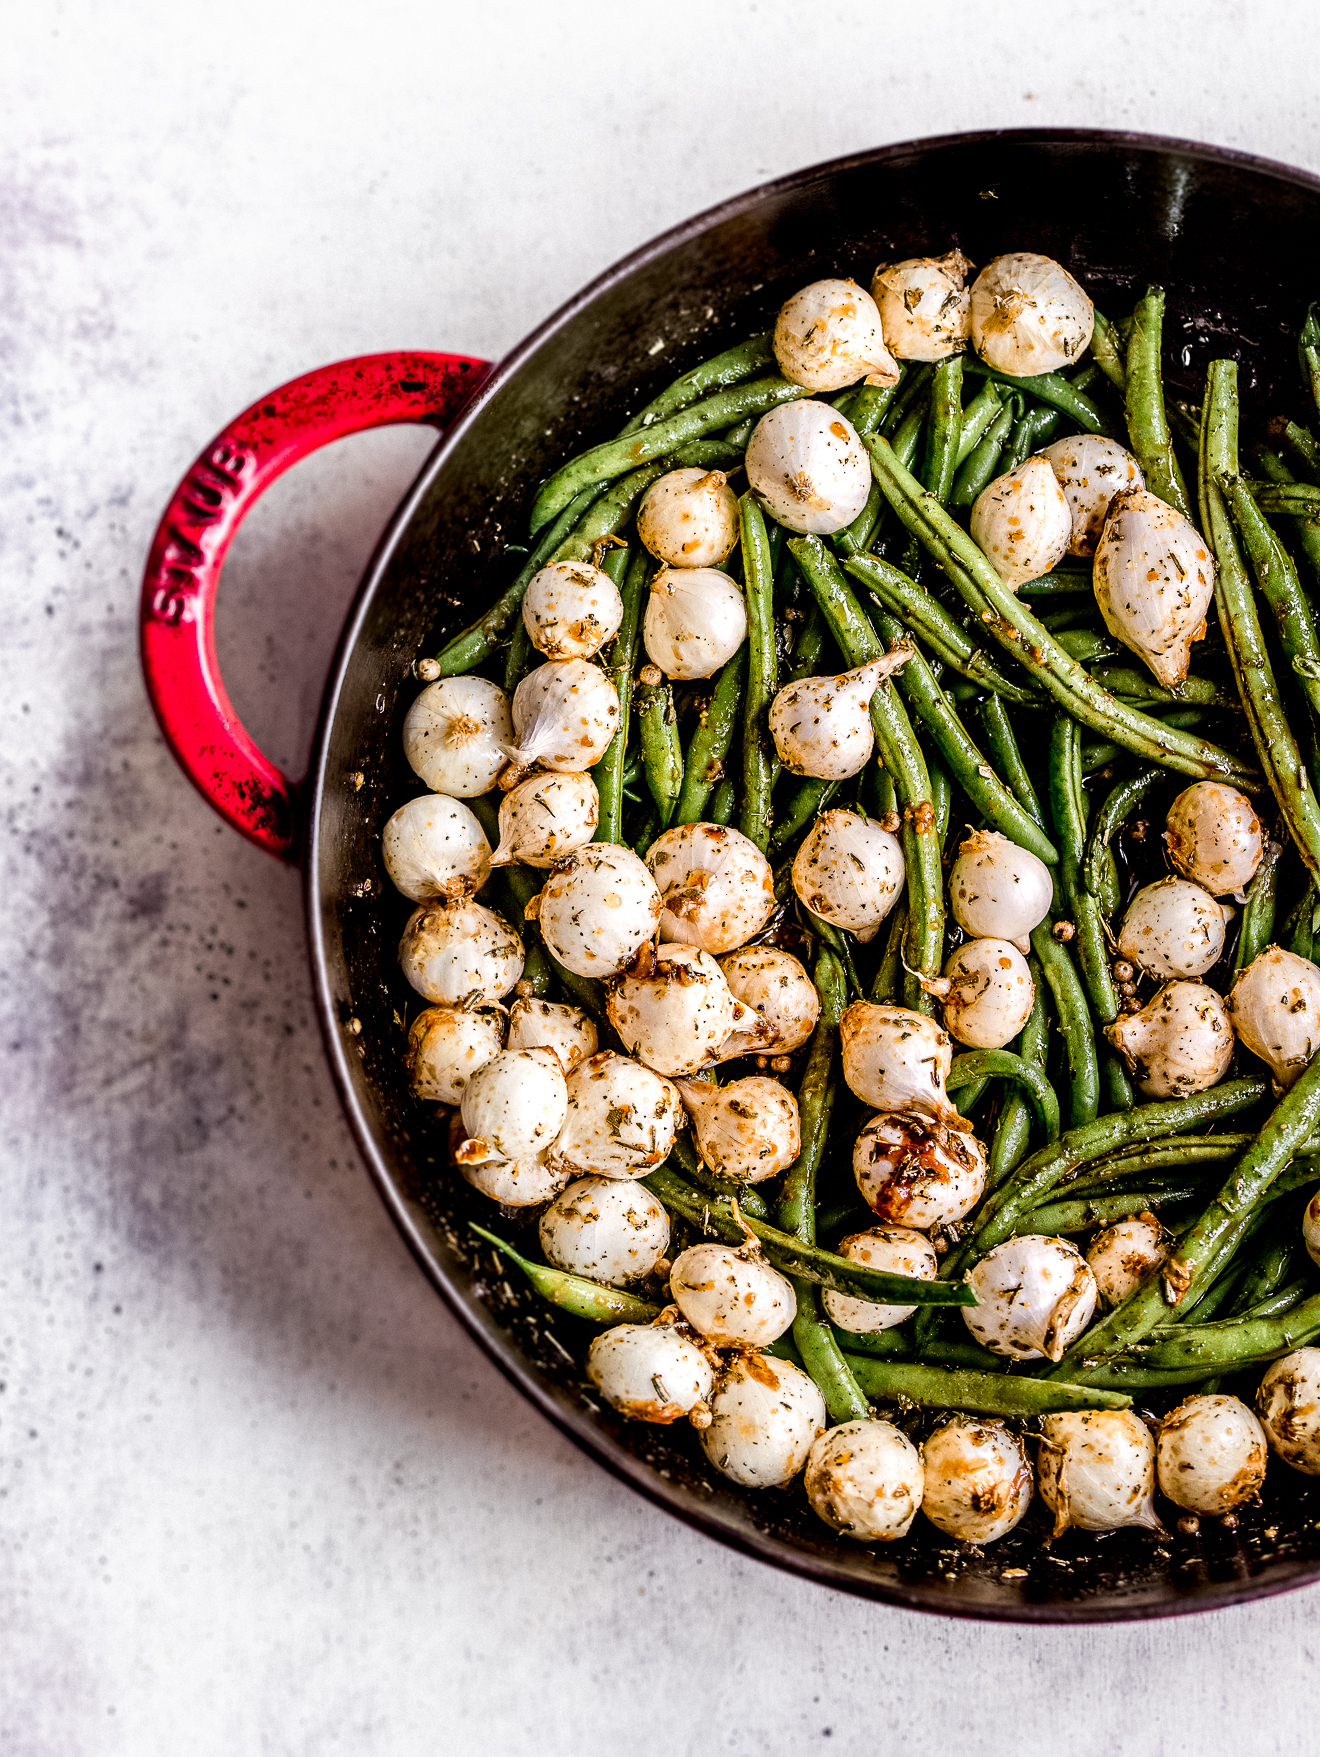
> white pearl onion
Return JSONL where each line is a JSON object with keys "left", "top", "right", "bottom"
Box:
{"left": 539, "top": 1177, "right": 670, "bottom": 1288}
{"left": 532, "top": 843, "right": 662, "bottom": 978}
{"left": 853, "top": 1113, "right": 987, "bottom": 1229}
{"left": 744, "top": 401, "right": 870, "bottom": 536}
{"left": 700, "top": 1355, "right": 826, "bottom": 1488}
{"left": 505, "top": 996, "right": 598, "bottom": 1075}
{"left": 646, "top": 821, "right": 776, "bottom": 955}
{"left": 1227, "top": 947, "right": 1320, "bottom": 1091}
{"left": 871, "top": 250, "right": 973, "bottom": 362}
{"left": 677, "top": 1076, "right": 801, "bottom": 1185}
{"left": 1086, "top": 1215, "right": 1171, "bottom": 1307}
{"left": 970, "top": 252, "right": 1094, "bottom": 376}
{"left": 521, "top": 559, "right": 623, "bottom": 659}
{"left": 1094, "top": 486, "right": 1216, "bottom": 688}
{"left": 839, "top": 1002, "right": 964, "bottom": 1128}
{"left": 963, "top": 1235, "right": 1097, "bottom": 1362}
{"left": 1118, "top": 877, "right": 1233, "bottom": 979}
{"left": 402, "top": 675, "right": 512, "bottom": 797}
{"left": 606, "top": 944, "right": 758, "bottom": 1077}
{"left": 823, "top": 1226, "right": 938, "bottom": 1333}
{"left": 1256, "top": 1348, "right": 1320, "bottom": 1473}
{"left": 406, "top": 1005, "right": 504, "bottom": 1105}
{"left": 970, "top": 456, "right": 1073, "bottom": 591}
{"left": 1037, "top": 1411, "right": 1162, "bottom": 1536}
{"left": 491, "top": 770, "right": 599, "bottom": 868}
{"left": 717, "top": 947, "right": 820, "bottom": 1056}
{"left": 791, "top": 809, "right": 905, "bottom": 942}
{"left": 948, "top": 829, "right": 1053, "bottom": 953}
{"left": 769, "top": 653, "right": 909, "bottom": 780}
{"left": 642, "top": 566, "right": 747, "bottom": 680}
{"left": 459, "top": 1150, "right": 568, "bottom": 1208}
{"left": 547, "top": 1051, "right": 683, "bottom": 1181}
{"left": 587, "top": 1323, "right": 714, "bottom": 1423}
{"left": 381, "top": 793, "right": 492, "bottom": 901}
{"left": 506, "top": 659, "right": 619, "bottom": 774}
{"left": 805, "top": 1420, "right": 923, "bottom": 1542}
{"left": 398, "top": 897, "right": 524, "bottom": 1006}
{"left": 637, "top": 467, "right": 739, "bottom": 568}
{"left": 1042, "top": 435, "right": 1145, "bottom": 558}
{"left": 1107, "top": 980, "right": 1234, "bottom": 1100}
{"left": 1164, "top": 782, "right": 1263, "bottom": 898}
{"left": 772, "top": 278, "right": 899, "bottom": 393}
{"left": 1156, "top": 1394, "right": 1268, "bottom": 1514}
{"left": 456, "top": 1046, "right": 567, "bottom": 1164}
{"left": 669, "top": 1242, "right": 796, "bottom": 1348}
{"left": 941, "top": 938, "right": 1035, "bottom": 1050}
{"left": 922, "top": 1419, "right": 1033, "bottom": 1545}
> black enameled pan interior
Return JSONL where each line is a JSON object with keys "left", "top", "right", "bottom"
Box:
{"left": 306, "top": 130, "right": 1320, "bottom": 1620}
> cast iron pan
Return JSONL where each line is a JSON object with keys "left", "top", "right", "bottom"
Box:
{"left": 141, "top": 129, "right": 1320, "bottom": 1620}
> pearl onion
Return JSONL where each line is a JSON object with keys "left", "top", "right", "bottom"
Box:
{"left": 406, "top": 1005, "right": 504, "bottom": 1104}
{"left": 871, "top": 250, "right": 973, "bottom": 362}
{"left": 970, "top": 252, "right": 1094, "bottom": 377}
{"left": 1037, "top": 1411, "right": 1163, "bottom": 1536}
{"left": 459, "top": 1150, "right": 568, "bottom": 1207}
{"left": 717, "top": 947, "right": 820, "bottom": 1056}
{"left": 1156, "top": 1394, "right": 1268, "bottom": 1514}
{"left": 1118, "top": 878, "right": 1234, "bottom": 980}
{"left": 948, "top": 829, "right": 1053, "bottom": 953}
{"left": 645, "top": 821, "right": 775, "bottom": 955}
{"left": 539, "top": 1177, "right": 670, "bottom": 1287}
{"left": 921, "top": 1418, "right": 1033, "bottom": 1545}
{"left": 772, "top": 278, "right": 899, "bottom": 393}
{"left": 823, "top": 1227, "right": 938, "bottom": 1332}
{"left": 1164, "top": 783, "right": 1263, "bottom": 898}
{"left": 1227, "top": 947, "right": 1320, "bottom": 1091}
{"left": 805, "top": 1420, "right": 923, "bottom": 1542}
{"left": 606, "top": 945, "right": 757, "bottom": 1077}
{"left": 838, "top": 1001, "right": 964, "bottom": 1128}
{"left": 642, "top": 567, "right": 747, "bottom": 680}
{"left": 491, "top": 769, "right": 599, "bottom": 868}
{"left": 532, "top": 844, "right": 662, "bottom": 978}
{"left": 744, "top": 401, "right": 870, "bottom": 536}
{"left": 1094, "top": 486, "right": 1216, "bottom": 688}
{"left": 970, "top": 457, "right": 1073, "bottom": 591}
{"left": 853, "top": 1113, "right": 987, "bottom": 1229}
{"left": 521, "top": 559, "right": 623, "bottom": 659}
{"left": 547, "top": 1051, "right": 683, "bottom": 1181}
{"left": 1107, "top": 980, "right": 1234, "bottom": 1100}
{"left": 402, "top": 676, "right": 512, "bottom": 797}
{"left": 791, "top": 809, "right": 904, "bottom": 942}
{"left": 505, "top": 996, "right": 598, "bottom": 1075}
{"left": 669, "top": 1242, "right": 796, "bottom": 1348}
{"left": 769, "top": 654, "right": 907, "bottom": 780}
{"left": 941, "top": 939, "right": 1035, "bottom": 1050}
{"left": 456, "top": 1047, "right": 566, "bottom": 1164}
{"left": 1042, "top": 435, "right": 1145, "bottom": 558}
{"left": 1086, "top": 1215, "right": 1171, "bottom": 1307}
{"left": 963, "top": 1235, "right": 1097, "bottom": 1362}
{"left": 637, "top": 467, "right": 739, "bottom": 568}
{"left": 398, "top": 897, "right": 524, "bottom": 1006}
{"left": 381, "top": 793, "right": 492, "bottom": 901}
{"left": 1256, "top": 1348, "right": 1320, "bottom": 1473}
{"left": 700, "top": 1355, "right": 826, "bottom": 1488}
{"left": 677, "top": 1076, "right": 801, "bottom": 1185}
{"left": 506, "top": 659, "right": 619, "bottom": 774}
{"left": 587, "top": 1323, "right": 714, "bottom": 1423}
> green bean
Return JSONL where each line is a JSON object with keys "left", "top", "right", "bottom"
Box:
{"left": 947, "top": 1049, "right": 1060, "bottom": 1141}
{"left": 517, "top": 938, "right": 555, "bottom": 998}
{"left": 1083, "top": 766, "right": 1163, "bottom": 910}
{"left": 551, "top": 441, "right": 741, "bottom": 565}
{"left": 928, "top": 752, "right": 952, "bottom": 844}
{"left": 1055, "top": 629, "right": 1120, "bottom": 664}
{"left": 806, "top": 911, "right": 864, "bottom": 1000}
{"left": 1050, "top": 1055, "right": 1320, "bottom": 1373}
{"left": 921, "top": 356, "right": 964, "bottom": 502}
{"left": 1235, "top": 1277, "right": 1313, "bottom": 1322}
{"left": 707, "top": 778, "right": 736, "bottom": 825}
{"left": 428, "top": 484, "right": 600, "bottom": 675}
{"left": 976, "top": 694, "right": 1046, "bottom": 826}
{"left": 636, "top": 674, "right": 682, "bottom": 827}
{"left": 470, "top": 1226, "right": 660, "bottom": 1324}
{"left": 950, "top": 398, "right": 1015, "bottom": 508}
{"left": 873, "top": 609, "right": 1058, "bottom": 863}
{"left": 1273, "top": 419, "right": 1320, "bottom": 479}
{"left": 1019, "top": 570, "right": 1101, "bottom": 597}
{"left": 866, "top": 436, "right": 1258, "bottom": 786}
{"left": 1234, "top": 837, "right": 1283, "bottom": 974}
{"left": 620, "top": 332, "right": 775, "bottom": 434}
{"left": 768, "top": 777, "right": 837, "bottom": 855}
{"left": 786, "top": 601, "right": 828, "bottom": 682}
{"left": 842, "top": 1357, "right": 1131, "bottom": 1416}
{"left": 988, "top": 956, "right": 1049, "bottom": 1189}
{"left": 1080, "top": 708, "right": 1210, "bottom": 773}
{"left": 642, "top": 1165, "right": 976, "bottom": 1307}
{"left": 953, "top": 378, "right": 1004, "bottom": 465}
{"left": 1123, "top": 288, "right": 1192, "bottom": 518}
{"left": 879, "top": 360, "right": 934, "bottom": 436}
{"left": 834, "top": 478, "right": 885, "bottom": 558}
{"left": 739, "top": 494, "right": 779, "bottom": 852}
{"left": 844, "top": 553, "right": 1037, "bottom": 703}
{"left": 1243, "top": 479, "right": 1320, "bottom": 519}
{"left": 789, "top": 538, "right": 944, "bottom": 1009}
{"left": 1302, "top": 303, "right": 1320, "bottom": 426}
{"left": 1090, "top": 308, "right": 1128, "bottom": 392}
{"left": 503, "top": 617, "right": 535, "bottom": 693}
{"left": 1028, "top": 1189, "right": 1198, "bottom": 1234}
{"left": 1099, "top": 1292, "right": 1320, "bottom": 1376}
{"left": 1200, "top": 361, "right": 1320, "bottom": 876}
{"left": 962, "top": 359, "right": 1121, "bottom": 440}
{"left": 1256, "top": 449, "right": 1320, "bottom": 587}
{"left": 1224, "top": 475, "right": 1320, "bottom": 736}
{"left": 870, "top": 904, "right": 909, "bottom": 1004}
{"left": 593, "top": 549, "right": 648, "bottom": 843}
{"left": 1088, "top": 665, "right": 1227, "bottom": 709}
{"left": 1031, "top": 919, "right": 1100, "bottom": 1131}
{"left": 1284, "top": 879, "right": 1320, "bottom": 961}
{"left": 673, "top": 645, "right": 747, "bottom": 824}
{"left": 1002, "top": 406, "right": 1061, "bottom": 471}
{"left": 671, "top": 1133, "right": 770, "bottom": 1220}
{"left": 1048, "top": 716, "right": 1122, "bottom": 1052}
{"left": 531, "top": 376, "right": 807, "bottom": 532}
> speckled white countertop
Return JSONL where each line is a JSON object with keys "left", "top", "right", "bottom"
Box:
{"left": 4, "top": 3, "right": 1320, "bottom": 1751}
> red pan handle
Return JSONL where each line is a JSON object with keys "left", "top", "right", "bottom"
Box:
{"left": 140, "top": 351, "right": 492, "bottom": 861}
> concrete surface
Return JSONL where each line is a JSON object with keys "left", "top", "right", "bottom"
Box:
{"left": 3, "top": 2, "right": 1319, "bottom": 1751}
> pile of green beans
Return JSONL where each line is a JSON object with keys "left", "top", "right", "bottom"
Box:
{"left": 404, "top": 278, "right": 1320, "bottom": 1479}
